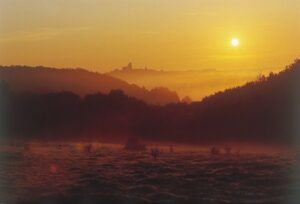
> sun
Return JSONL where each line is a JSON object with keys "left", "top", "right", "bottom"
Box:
{"left": 231, "top": 38, "right": 239, "bottom": 47}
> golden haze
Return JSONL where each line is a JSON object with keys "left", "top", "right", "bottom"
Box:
{"left": 0, "top": 0, "right": 299, "bottom": 98}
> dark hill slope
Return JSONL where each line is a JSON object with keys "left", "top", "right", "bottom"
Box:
{"left": 0, "top": 66, "right": 179, "bottom": 105}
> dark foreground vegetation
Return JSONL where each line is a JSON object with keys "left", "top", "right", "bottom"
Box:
{"left": 1, "top": 60, "right": 299, "bottom": 145}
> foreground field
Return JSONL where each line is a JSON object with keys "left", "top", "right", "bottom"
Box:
{"left": 0, "top": 143, "right": 298, "bottom": 204}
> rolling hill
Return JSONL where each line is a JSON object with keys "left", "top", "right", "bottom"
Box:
{"left": 0, "top": 65, "right": 179, "bottom": 105}
{"left": 1, "top": 60, "right": 299, "bottom": 145}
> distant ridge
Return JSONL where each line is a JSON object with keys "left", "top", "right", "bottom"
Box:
{"left": 107, "top": 62, "right": 257, "bottom": 100}
{"left": 0, "top": 65, "right": 180, "bottom": 105}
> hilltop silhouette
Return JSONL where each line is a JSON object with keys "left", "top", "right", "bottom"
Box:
{"left": 1, "top": 60, "right": 299, "bottom": 145}
{"left": 0, "top": 65, "right": 179, "bottom": 105}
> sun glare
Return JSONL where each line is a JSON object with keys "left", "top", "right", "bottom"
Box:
{"left": 231, "top": 38, "right": 239, "bottom": 47}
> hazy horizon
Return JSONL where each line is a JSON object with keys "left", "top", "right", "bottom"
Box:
{"left": 0, "top": 59, "right": 297, "bottom": 100}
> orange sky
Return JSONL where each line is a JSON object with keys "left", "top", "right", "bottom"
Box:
{"left": 0, "top": 1, "right": 299, "bottom": 74}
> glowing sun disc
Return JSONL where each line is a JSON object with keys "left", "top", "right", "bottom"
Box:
{"left": 231, "top": 38, "right": 239, "bottom": 47}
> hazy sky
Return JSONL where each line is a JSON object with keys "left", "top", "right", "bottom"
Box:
{"left": 0, "top": 0, "right": 299, "bottom": 72}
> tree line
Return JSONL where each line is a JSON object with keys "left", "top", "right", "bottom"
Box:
{"left": 1, "top": 60, "right": 299, "bottom": 145}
